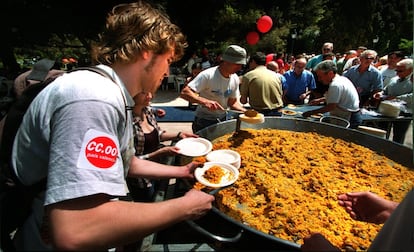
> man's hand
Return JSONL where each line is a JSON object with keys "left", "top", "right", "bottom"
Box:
{"left": 301, "top": 233, "right": 340, "bottom": 251}
{"left": 203, "top": 100, "right": 225, "bottom": 111}
{"left": 181, "top": 189, "right": 214, "bottom": 220}
{"left": 155, "top": 108, "right": 166, "bottom": 118}
{"left": 338, "top": 191, "right": 398, "bottom": 224}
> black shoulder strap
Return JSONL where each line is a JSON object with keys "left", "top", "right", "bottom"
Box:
{"left": 70, "top": 66, "right": 130, "bottom": 127}
{"left": 70, "top": 66, "right": 116, "bottom": 82}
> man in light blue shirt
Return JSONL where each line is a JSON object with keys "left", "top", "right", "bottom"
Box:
{"left": 343, "top": 50, "right": 383, "bottom": 107}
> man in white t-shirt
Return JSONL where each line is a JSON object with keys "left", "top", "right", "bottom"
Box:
{"left": 303, "top": 60, "right": 361, "bottom": 128}
{"left": 8, "top": 2, "right": 214, "bottom": 251}
{"left": 379, "top": 50, "right": 405, "bottom": 87}
{"left": 180, "top": 45, "right": 247, "bottom": 132}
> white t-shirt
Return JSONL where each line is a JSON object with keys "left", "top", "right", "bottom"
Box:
{"left": 12, "top": 65, "right": 135, "bottom": 250}
{"left": 380, "top": 66, "right": 397, "bottom": 87}
{"left": 188, "top": 66, "right": 240, "bottom": 120}
{"left": 326, "top": 75, "right": 360, "bottom": 119}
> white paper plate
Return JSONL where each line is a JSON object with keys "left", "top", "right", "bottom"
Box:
{"left": 195, "top": 162, "right": 239, "bottom": 188}
{"left": 175, "top": 137, "right": 213, "bottom": 157}
{"left": 206, "top": 149, "right": 241, "bottom": 169}
{"left": 239, "top": 113, "right": 265, "bottom": 124}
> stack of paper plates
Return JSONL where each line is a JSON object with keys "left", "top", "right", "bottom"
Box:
{"left": 378, "top": 101, "right": 401, "bottom": 118}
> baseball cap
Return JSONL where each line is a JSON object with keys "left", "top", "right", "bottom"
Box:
{"left": 27, "top": 58, "right": 56, "bottom": 81}
{"left": 222, "top": 45, "right": 247, "bottom": 65}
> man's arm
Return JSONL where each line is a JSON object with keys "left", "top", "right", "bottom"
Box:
{"left": 180, "top": 86, "right": 202, "bottom": 104}
{"left": 48, "top": 189, "right": 214, "bottom": 250}
{"left": 239, "top": 77, "right": 248, "bottom": 104}
{"left": 128, "top": 155, "right": 197, "bottom": 180}
{"left": 239, "top": 95, "right": 248, "bottom": 104}
{"left": 180, "top": 86, "right": 224, "bottom": 110}
{"left": 227, "top": 97, "right": 246, "bottom": 111}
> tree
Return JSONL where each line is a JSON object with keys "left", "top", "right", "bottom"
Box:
{"left": 0, "top": 0, "right": 412, "bottom": 79}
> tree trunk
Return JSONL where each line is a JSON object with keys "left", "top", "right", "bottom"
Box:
{"left": 0, "top": 43, "right": 21, "bottom": 80}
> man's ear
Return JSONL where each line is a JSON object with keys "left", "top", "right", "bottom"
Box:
{"left": 141, "top": 51, "right": 150, "bottom": 60}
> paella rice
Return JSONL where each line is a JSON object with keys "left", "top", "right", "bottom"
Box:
{"left": 203, "top": 165, "right": 225, "bottom": 184}
{"left": 197, "top": 128, "right": 414, "bottom": 251}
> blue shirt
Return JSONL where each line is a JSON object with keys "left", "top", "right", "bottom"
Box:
{"left": 306, "top": 54, "right": 323, "bottom": 70}
{"left": 283, "top": 69, "right": 316, "bottom": 103}
{"left": 343, "top": 65, "right": 383, "bottom": 96}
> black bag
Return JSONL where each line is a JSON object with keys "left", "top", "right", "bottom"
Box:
{"left": 0, "top": 66, "right": 115, "bottom": 251}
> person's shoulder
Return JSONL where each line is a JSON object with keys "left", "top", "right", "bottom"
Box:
{"left": 346, "top": 65, "right": 359, "bottom": 72}
{"left": 49, "top": 69, "right": 120, "bottom": 100}
{"left": 388, "top": 75, "right": 400, "bottom": 84}
{"left": 308, "top": 54, "right": 320, "bottom": 62}
{"left": 200, "top": 65, "right": 218, "bottom": 76}
{"left": 303, "top": 69, "right": 314, "bottom": 76}
{"left": 379, "top": 65, "right": 390, "bottom": 72}
{"left": 368, "top": 65, "right": 382, "bottom": 74}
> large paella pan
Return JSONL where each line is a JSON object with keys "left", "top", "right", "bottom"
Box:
{"left": 190, "top": 117, "right": 413, "bottom": 251}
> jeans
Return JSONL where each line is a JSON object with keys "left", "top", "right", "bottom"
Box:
{"left": 349, "top": 111, "right": 362, "bottom": 129}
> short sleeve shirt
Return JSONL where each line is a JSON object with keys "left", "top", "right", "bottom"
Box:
{"left": 343, "top": 65, "right": 383, "bottom": 96}
{"left": 283, "top": 69, "right": 316, "bottom": 103}
{"left": 240, "top": 65, "right": 283, "bottom": 110}
{"left": 12, "top": 65, "right": 135, "bottom": 206}
{"left": 188, "top": 66, "right": 240, "bottom": 120}
{"left": 326, "top": 75, "right": 360, "bottom": 112}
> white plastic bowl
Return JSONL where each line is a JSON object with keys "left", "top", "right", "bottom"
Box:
{"left": 206, "top": 149, "right": 241, "bottom": 169}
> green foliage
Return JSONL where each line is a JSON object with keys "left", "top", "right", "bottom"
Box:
{"left": 399, "top": 38, "right": 413, "bottom": 54}
{"left": 13, "top": 33, "right": 90, "bottom": 69}
{"left": 1, "top": 0, "right": 413, "bottom": 76}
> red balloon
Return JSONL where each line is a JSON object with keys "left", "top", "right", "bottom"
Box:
{"left": 257, "top": 15, "right": 273, "bottom": 33}
{"left": 266, "top": 53, "right": 274, "bottom": 64}
{"left": 246, "top": 31, "right": 259, "bottom": 45}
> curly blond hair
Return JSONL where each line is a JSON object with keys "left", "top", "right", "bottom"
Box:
{"left": 91, "top": 1, "right": 187, "bottom": 65}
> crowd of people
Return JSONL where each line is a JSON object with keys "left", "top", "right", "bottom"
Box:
{"left": 0, "top": 0, "right": 412, "bottom": 250}
{"left": 182, "top": 42, "right": 412, "bottom": 143}
{"left": 179, "top": 43, "right": 413, "bottom": 251}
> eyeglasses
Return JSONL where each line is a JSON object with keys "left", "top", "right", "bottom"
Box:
{"left": 323, "top": 48, "right": 331, "bottom": 51}
{"left": 294, "top": 65, "right": 305, "bottom": 69}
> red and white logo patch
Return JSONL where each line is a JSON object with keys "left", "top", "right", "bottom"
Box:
{"left": 77, "top": 129, "right": 120, "bottom": 170}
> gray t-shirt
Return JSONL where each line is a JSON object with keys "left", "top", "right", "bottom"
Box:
{"left": 12, "top": 65, "right": 135, "bottom": 249}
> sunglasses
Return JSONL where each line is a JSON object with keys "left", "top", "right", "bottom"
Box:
{"left": 364, "top": 57, "right": 375, "bottom": 60}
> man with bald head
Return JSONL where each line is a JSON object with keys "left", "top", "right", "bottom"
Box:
{"left": 306, "top": 42, "right": 335, "bottom": 71}
{"left": 283, "top": 55, "right": 316, "bottom": 105}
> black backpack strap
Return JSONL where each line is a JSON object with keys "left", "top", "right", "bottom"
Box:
{"left": 70, "top": 66, "right": 131, "bottom": 127}
{"left": 69, "top": 66, "right": 116, "bottom": 82}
